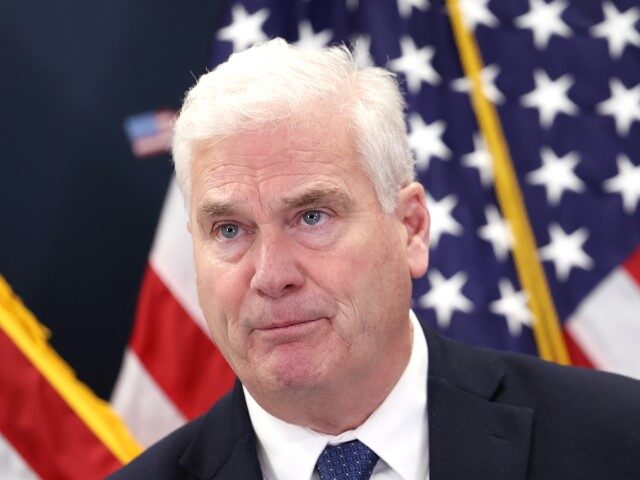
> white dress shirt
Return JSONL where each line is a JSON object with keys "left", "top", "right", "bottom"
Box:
{"left": 244, "top": 311, "right": 429, "bottom": 480}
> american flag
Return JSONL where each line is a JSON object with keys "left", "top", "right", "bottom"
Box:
{"left": 123, "top": 110, "right": 175, "bottom": 159}
{"left": 0, "top": 277, "right": 141, "bottom": 479}
{"left": 112, "top": 0, "right": 640, "bottom": 448}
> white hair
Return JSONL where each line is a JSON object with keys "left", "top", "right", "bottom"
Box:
{"left": 172, "top": 38, "right": 415, "bottom": 212}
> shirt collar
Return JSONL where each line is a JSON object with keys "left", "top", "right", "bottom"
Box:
{"left": 244, "top": 311, "right": 429, "bottom": 480}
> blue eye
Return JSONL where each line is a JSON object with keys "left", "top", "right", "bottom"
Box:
{"left": 302, "top": 211, "right": 324, "bottom": 226}
{"left": 219, "top": 224, "right": 239, "bottom": 239}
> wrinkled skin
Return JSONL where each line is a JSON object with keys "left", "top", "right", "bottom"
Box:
{"left": 188, "top": 118, "right": 429, "bottom": 433}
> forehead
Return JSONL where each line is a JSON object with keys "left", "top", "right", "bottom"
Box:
{"left": 190, "top": 122, "right": 368, "bottom": 209}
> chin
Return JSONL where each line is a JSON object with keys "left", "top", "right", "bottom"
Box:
{"left": 257, "top": 344, "right": 332, "bottom": 392}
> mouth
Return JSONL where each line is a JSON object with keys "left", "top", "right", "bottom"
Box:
{"left": 254, "top": 317, "right": 327, "bottom": 340}
{"left": 261, "top": 317, "right": 323, "bottom": 330}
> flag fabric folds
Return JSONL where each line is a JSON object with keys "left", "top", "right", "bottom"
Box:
{"left": 113, "top": 0, "right": 640, "bottom": 449}
{"left": 0, "top": 277, "right": 141, "bottom": 479}
{"left": 111, "top": 180, "right": 236, "bottom": 447}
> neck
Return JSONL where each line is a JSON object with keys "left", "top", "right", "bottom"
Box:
{"left": 248, "top": 322, "right": 414, "bottom": 435}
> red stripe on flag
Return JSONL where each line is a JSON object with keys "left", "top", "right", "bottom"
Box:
{"left": 130, "top": 265, "right": 236, "bottom": 419}
{"left": 131, "top": 131, "right": 172, "bottom": 158}
{"left": 0, "top": 330, "right": 122, "bottom": 479}
{"left": 623, "top": 247, "right": 640, "bottom": 286}
{"left": 562, "top": 329, "right": 595, "bottom": 369}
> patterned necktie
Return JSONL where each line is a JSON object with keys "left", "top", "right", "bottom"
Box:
{"left": 315, "top": 439, "right": 379, "bottom": 480}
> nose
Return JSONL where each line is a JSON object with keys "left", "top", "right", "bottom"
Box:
{"left": 249, "top": 232, "right": 304, "bottom": 298}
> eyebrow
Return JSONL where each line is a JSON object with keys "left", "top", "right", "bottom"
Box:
{"left": 197, "top": 187, "right": 352, "bottom": 219}
{"left": 198, "top": 201, "right": 238, "bottom": 218}
{"left": 282, "top": 187, "right": 352, "bottom": 210}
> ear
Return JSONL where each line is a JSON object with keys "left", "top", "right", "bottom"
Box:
{"left": 396, "top": 182, "right": 430, "bottom": 279}
{"left": 186, "top": 219, "right": 193, "bottom": 233}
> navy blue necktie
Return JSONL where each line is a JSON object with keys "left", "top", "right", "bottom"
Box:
{"left": 315, "top": 440, "right": 379, "bottom": 480}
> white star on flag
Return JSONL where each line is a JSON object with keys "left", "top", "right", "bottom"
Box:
{"left": 408, "top": 115, "right": 451, "bottom": 171}
{"left": 590, "top": 2, "right": 640, "bottom": 59}
{"left": 426, "top": 193, "right": 463, "bottom": 248}
{"left": 520, "top": 69, "right": 578, "bottom": 128}
{"left": 539, "top": 223, "right": 594, "bottom": 281}
{"left": 294, "top": 20, "right": 333, "bottom": 50}
{"left": 418, "top": 270, "right": 474, "bottom": 329}
{"left": 478, "top": 205, "right": 513, "bottom": 262}
{"left": 397, "top": 0, "right": 429, "bottom": 19}
{"left": 526, "top": 147, "right": 585, "bottom": 206}
{"left": 489, "top": 279, "right": 534, "bottom": 337}
{"left": 346, "top": 0, "right": 359, "bottom": 12}
{"left": 352, "top": 35, "right": 373, "bottom": 67}
{"left": 603, "top": 155, "right": 640, "bottom": 215}
{"left": 457, "top": 0, "right": 499, "bottom": 32}
{"left": 462, "top": 132, "right": 493, "bottom": 188}
{"left": 389, "top": 36, "right": 440, "bottom": 94}
{"left": 596, "top": 78, "right": 640, "bottom": 136}
{"left": 514, "top": 0, "right": 572, "bottom": 50}
{"left": 451, "top": 64, "right": 505, "bottom": 104}
{"left": 216, "top": 4, "right": 269, "bottom": 52}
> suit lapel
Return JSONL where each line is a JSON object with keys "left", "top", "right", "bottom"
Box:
{"left": 177, "top": 322, "right": 534, "bottom": 480}
{"left": 423, "top": 326, "right": 534, "bottom": 480}
{"left": 179, "top": 382, "right": 263, "bottom": 480}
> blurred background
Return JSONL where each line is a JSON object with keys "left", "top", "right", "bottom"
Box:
{"left": 2, "top": 0, "right": 639, "bottom": 429}
{"left": 1, "top": 1, "right": 225, "bottom": 399}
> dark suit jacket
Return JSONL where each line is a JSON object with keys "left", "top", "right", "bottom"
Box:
{"left": 109, "top": 322, "right": 640, "bottom": 479}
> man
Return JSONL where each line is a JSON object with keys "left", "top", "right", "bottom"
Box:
{"left": 112, "top": 39, "right": 640, "bottom": 480}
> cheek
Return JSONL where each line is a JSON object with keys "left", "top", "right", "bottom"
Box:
{"left": 347, "top": 221, "right": 405, "bottom": 276}
{"left": 194, "top": 250, "right": 248, "bottom": 346}
{"left": 195, "top": 243, "right": 245, "bottom": 302}
{"left": 315, "top": 225, "right": 400, "bottom": 310}
{"left": 337, "top": 224, "right": 410, "bottom": 313}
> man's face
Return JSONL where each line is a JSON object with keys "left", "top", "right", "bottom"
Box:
{"left": 189, "top": 118, "right": 428, "bottom": 399}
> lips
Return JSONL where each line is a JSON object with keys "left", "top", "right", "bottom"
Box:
{"left": 250, "top": 316, "right": 329, "bottom": 343}
{"left": 260, "top": 317, "right": 323, "bottom": 330}
{"left": 244, "top": 299, "right": 333, "bottom": 333}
